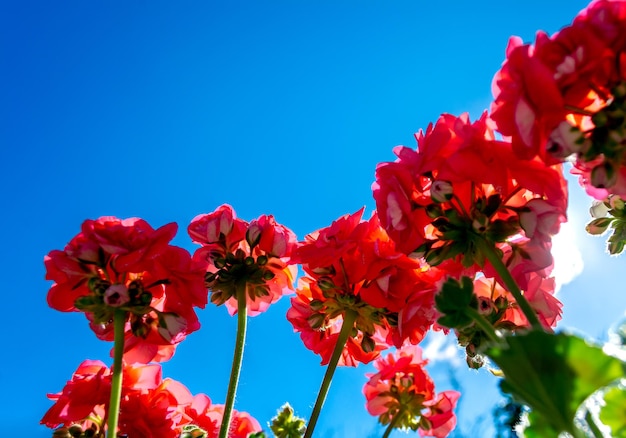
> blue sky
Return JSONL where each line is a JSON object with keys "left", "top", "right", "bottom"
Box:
{"left": 3, "top": 1, "right": 624, "bottom": 436}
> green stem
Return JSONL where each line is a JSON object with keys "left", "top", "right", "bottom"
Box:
{"left": 466, "top": 308, "right": 501, "bottom": 344}
{"left": 382, "top": 407, "right": 405, "bottom": 438}
{"left": 584, "top": 410, "right": 605, "bottom": 438}
{"left": 303, "top": 310, "right": 358, "bottom": 438}
{"left": 473, "top": 236, "right": 543, "bottom": 330}
{"left": 219, "top": 282, "right": 248, "bottom": 438}
{"left": 107, "top": 310, "right": 126, "bottom": 438}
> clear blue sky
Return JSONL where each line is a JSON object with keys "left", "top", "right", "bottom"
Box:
{"left": 3, "top": 1, "right": 623, "bottom": 436}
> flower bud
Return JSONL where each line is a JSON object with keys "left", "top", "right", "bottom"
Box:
{"left": 256, "top": 255, "right": 268, "bottom": 266}
{"left": 158, "top": 313, "right": 187, "bottom": 342}
{"left": 246, "top": 222, "right": 262, "bottom": 248}
{"left": 430, "top": 180, "right": 454, "bottom": 203}
{"left": 361, "top": 335, "right": 376, "bottom": 353}
{"left": 590, "top": 200, "right": 610, "bottom": 218}
{"left": 104, "top": 284, "right": 130, "bottom": 307}
{"left": 609, "top": 195, "right": 625, "bottom": 211}
{"left": 585, "top": 217, "right": 613, "bottom": 235}
{"left": 307, "top": 313, "right": 326, "bottom": 329}
{"left": 214, "top": 257, "right": 227, "bottom": 269}
{"left": 547, "top": 120, "right": 586, "bottom": 158}
{"left": 591, "top": 161, "right": 618, "bottom": 189}
{"left": 472, "top": 214, "right": 489, "bottom": 234}
{"left": 318, "top": 277, "right": 335, "bottom": 291}
{"left": 309, "top": 299, "right": 325, "bottom": 311}
{"left": 614, "top": 81, "right": 626, "bottom": 99}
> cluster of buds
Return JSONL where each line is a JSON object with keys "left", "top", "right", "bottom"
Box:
{"left": 52, "top": 424, "right": 103, "bottom": 438}
{"left": 188, "top": 204, "right": 297, "bottom": 316}
{"left": 586, "top": 194, "right": 626, "bottom": 254}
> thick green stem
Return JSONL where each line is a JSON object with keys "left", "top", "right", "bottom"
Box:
{"left": 466, "top": 308, "right": 501, "bottom": 344}
{"left": 382, "top": 407, "right": 405, "bottom": 438}
{"left": 107, "top": 310, "right": 126, "bottom": 438}
{"left": 473, "top": 236, "right": 543, "bottom": 330}
{"left": 218, "top": 282, "right": 248, "bottom": 438}
{"left": 303, "top": 310, "right": 358, "bottom": 438}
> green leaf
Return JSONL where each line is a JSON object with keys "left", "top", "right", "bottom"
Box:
{"left": 520, "top": 410, "right": 561, "bottom": 438}
{"left": 434, "top": 276, "right": 477, "bottom": 329}
{"left": 486, "top": 331, "right": 625, "bottom": 436}
{"left": 599, "top": 385, "right": 626, "bottom": 437}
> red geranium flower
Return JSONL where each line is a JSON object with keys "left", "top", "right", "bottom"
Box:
{"left": 45, "top": 217, "right": 206, "bottom": 363}
{"left": 363, "top": 345, "right": 460, "bottom": 437}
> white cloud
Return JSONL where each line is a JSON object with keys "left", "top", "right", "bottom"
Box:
{"left": 422, "top": 330, "right": 463, "bottom": 367}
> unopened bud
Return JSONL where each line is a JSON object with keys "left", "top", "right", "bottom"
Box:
{"left": 430, "top": 180, "right": 454, "bottom": 203}
{"left": 244, "top": 256, "right": 255, "bottom": 266}
{"left": 139, "top": 292, "right": 152, "bottom": 306}
{"left": 88, "top": 277, "right": 110, "bottom": 295}
{"left": 74, "top": 295, "right": 96, "bottom": 310}
{"left": 262, "top": 270, "right": 275, "bottom": 281}
{"left": 547, "top": 120, "right": 586, "bottom": 158}
{"left": 472, "top": 214, "right": 489, "bottom": 234}
{"left": 317, "top": 277, "right": 335, "bottom": 291}
{"left": 104, "top": 284, "right": 130, "bottom": 307}
{"left": 614, "top": 81, "right": 626, "bottom": 99}
{"left": 256, "top": 255, "right": 268, "bottom": 266}
{"left": 246, "top": 222, "right": 262, "bottom": 248}
{"left": 590, "top": 200, "right": 610, "bottom": 218}
{"left": 585, "top": 217, "right": 613, "bottom": 235}
{"left": 68, "top": 425, "right": 83, "bottom": 437}
{"left": 592, "top": 110, "right": 609, "bottom": 128}
{"left": 609, "top": 195, "right": 625, "bottom": 211}
{"left": 361, "top": 335, "right": 376, "bottom": 353}
{"left": 591, "top": 161, "right": 617, "bottom": 189}
{"left": 307, "top": 313, "right": 326, "bottom": 329}
{"left": 309, "top": 299, "right": 325, "bottom": 311}
{"left": 425, "top": 203, "right": 444, "bottom": 219}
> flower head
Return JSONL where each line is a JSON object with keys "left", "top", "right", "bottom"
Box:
{"left": 188, "top": 204, "right": 297, "bottom": 316}
{"left": 363, "top": 345, "right": 459, "bottom": 437}
{"left": 45, "top": 217, "right": 206, "bottom": 363}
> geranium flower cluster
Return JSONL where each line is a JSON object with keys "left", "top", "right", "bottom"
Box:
{"left": 41, "top": 360, "right": 261, "bottom": 438}
{"left": 491, "top": 0, "right": 626, "bottom": 200}
{"left": 45, "top": 217, "right": 207, "bottom": 363}
{"left": 364, "top": 346, "right": 459, "bottom": 438}
{"left": 287, "top": 208, "right": 446, "bottom": 366}
{"left": 372, "top": 113, "right": 566, "bottom": 364}
{"left": 188, "top": 204, "right": 297, "bottom": 316}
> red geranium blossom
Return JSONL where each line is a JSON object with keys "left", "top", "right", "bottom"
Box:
{"left": 363, "top": 345, "right": 459, "bottom": 437}
{"left": 288, "top": 209, "right": 444, "bottom": 365}
{"left": 45, "top": 217, "right": 207, "bottom": 363}
{"left": 41, "top": 360, "right": 262, "bottom": 438}
{"left": 188, "top": 205, "right": 297, "bottom": 317}
{"left": 373, "top": 112, "right": 567, "bottom": 278}
{"left": 491, "top": 0, "right": 626, "bottom": 199}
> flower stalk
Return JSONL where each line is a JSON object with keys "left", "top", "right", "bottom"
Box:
{"left": 303, "top": 309, "right": 358, "bottom": 438}
{"left": 107, "top": 309, "right": 126, "bottom": 438}
{"left": 381, "top": 406, "right": 405, "bottom": 438}
{"left": 473, "top": 235, "right": 543, "bottom": 330}
{"left": 219, "top": 281, "right": 249, "bottom": 438}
